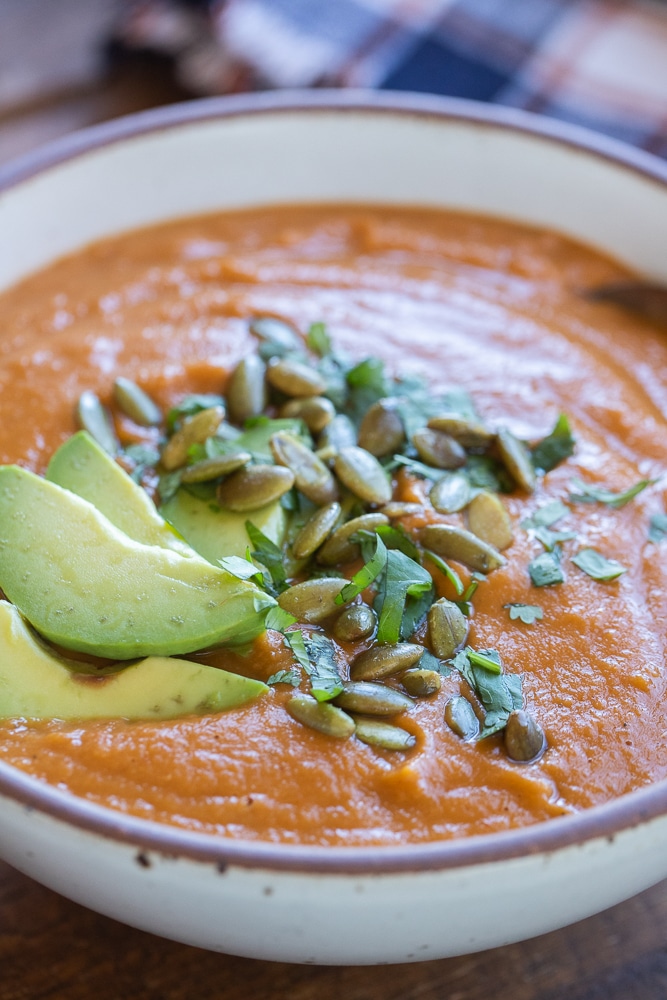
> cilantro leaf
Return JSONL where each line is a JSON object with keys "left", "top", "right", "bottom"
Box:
{"left": 422, "top": 549, "right": 464, "bottom": 596}
{"left": 374, "top": 523, "right": 421, "bottom": 561}
{"left": 521, "top": 499, "right": 571, "bottom": 530}
{"left": 419, "top": 648, "right": 451, "bottom": 677}
{"left": 306, "top": 321, "right": 331, "bottom": 357}
{"left": 265, "top": 606, "right": 298, "bottom": 632}
{"left": 569, "top": 477, "right": 654, "bottom": 509}
{"left": 218, "top": 555, "right": 266, "bottom": 588}
{"left": 531, "top": 413, "right": 575, "bottom": 473}
{"left": 649, "top": 513, "right": 667, "bottom": 543}
{"left": 505, "top": 603, "right": 543, "bottom": 624}
{"left": 123, "top": 443, "right": 160, "bottom": 482}
{"left": 533, "top": 527, "right": 577, "bottom": 552}
{"left": 467, "top": 648, "right": 502, "bottom": 674}
{"left": 452, "top": 647, "right": 523, "bottom": 739}
{"left": 267, "top": 668, "right": 301, "bottom": 687}
{"left": 284, "top": 629, "right": 310, "bottom": 671}
{"left": 375, "top": 549, "right": 434, "bottom": 644}
{"left": 571, "top": 548, "right": 627, "bottom": 582}
{"left": 302, "top": 633, "right": 344, "bottom": 702}
{"left": 166, "top": 394, "right": 224, "bottom": 432}
{"left": 245, "top": 521, "right": 288, "bottom": 594}
{"left": 528, "top": 550, "right": 564, "bottom": 587}
{"left": 337, "top": 534, "right": 388, "bottom": 604}
{"left": 391, "top": 454, "right": 443, "bottom": 482}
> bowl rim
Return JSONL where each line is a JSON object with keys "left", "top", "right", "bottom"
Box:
{"left": 1, "top": 88, "right": 667, "bottom": 875}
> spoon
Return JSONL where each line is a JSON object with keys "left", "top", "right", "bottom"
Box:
{"left": 583, "top": 280, "right": 667, "bottom": 325}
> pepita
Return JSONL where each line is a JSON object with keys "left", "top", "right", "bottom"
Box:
{"left": 217, "top": 463, "right": 294, "bottom": 512}
{"left": 350, "top": 643, "right": 424, "bottom": 681}
{"left": 332, "top": 603, "right": 376, "bottom": 642}
{"left": 226, "top": 355, "right": 267, "bottom": 424}
{"left": 267, "top": 359, "right": 326, "bottom": 397}
{"left": 496, "top": 428, "right": 536, "bottom": 493}
{"left": 427, "top": 415, "right": 494, "bottom": 449}
{"left": 180, "top": 451, "right": 251, "bottom": 484}
{"left": 334, "top": 446, "right": 392, "bottom": 506}
{"left": 429, "top": 473, "right": 472, "bottom": 514}
{"left": 412, "top": 428, "right": 466, "bottom": 470}
{"left": 287, "top": 695, "right": 355, "bottom": 739}
{"left": 381, "top": 502, "right": 426, "bottom": 519}
{"left": 270, "top": 431, "right": 338, "bottom": 506}
{"left": 358, "top": 398, "right": 404, "bottom": 457}
{"left": 278, "top": 577, "right": 350, "bottom": 624}
{"left": 76, "top": 391, "right": 119, "bottom": 455}
{"left": 280, "top": 396, "right": 335, "bottom": 434}
{"left": 352, "top": 716, "right": 416, "bottom": 751}
{"left": 250, "top": 316, "right": 301, "bottom": 353}
{"left": 444, "top": 696, "right": 480, "bottom": 740}
{"left": 161, "top": 405, "right": 225, "bottom": 471}
{"left": 466, "top": 491, "right": 513, "bottom": 550}
{"left": 504, "top": 710, "right": 546, "bottom": 762}
{"left": 402, "top": 668, "right": 442, "bottom": 698}
{"left": 335, "top": 681, "right": 413, "bottom": 716}
{"left": 317, "top": 512, "right": 389, "bottom": 565}
{"left": 420, "top": 523, "right": 505, "bottom": 574}
{"left": 428, "top": 598, "right": 468, "bottom": 659}
{"left": 318, "top": 414, "right": 357, "bottom": 452}
{"left": 112, "top": 377, "right": 162, "bottom": 427}
{"left": 292, "top": 502, "right": 341, "bottom": 560}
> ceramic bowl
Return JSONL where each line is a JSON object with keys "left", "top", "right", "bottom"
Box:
{"left": 0, "top": 92, "right": 666, "bottom": 965}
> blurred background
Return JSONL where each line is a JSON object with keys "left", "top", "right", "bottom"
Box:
{"left": 2, "top": 0, "right": 667, "bottom": 168}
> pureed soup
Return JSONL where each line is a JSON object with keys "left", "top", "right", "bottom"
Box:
{"left": 0, "top": 204, "right": 666, "bottom": 847}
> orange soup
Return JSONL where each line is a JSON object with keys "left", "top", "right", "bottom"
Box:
{"left": 1, "top": 204, "right": 666, "bottom": 846}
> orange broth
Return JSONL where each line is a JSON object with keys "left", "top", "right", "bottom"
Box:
{"left": 1, "top": 204, "right": 667, "bottom": 845}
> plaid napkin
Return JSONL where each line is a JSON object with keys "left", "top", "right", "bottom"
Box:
{"left": 115, "top": 0, "right": 667, "bottom": 158}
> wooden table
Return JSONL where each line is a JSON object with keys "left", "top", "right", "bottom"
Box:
{"left": 3, "top": 4, "right": 667, "bottom": 996}
{"left": 2, "top": 859, "right": 667, "bottom": 999}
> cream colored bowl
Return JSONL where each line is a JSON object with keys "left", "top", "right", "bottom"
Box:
{"left": 0, "top": 92, "right": 666, "bottom": 964}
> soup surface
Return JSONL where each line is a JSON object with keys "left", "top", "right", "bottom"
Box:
{"left": 1, "top": 204, "right": 666, "bottom": 846}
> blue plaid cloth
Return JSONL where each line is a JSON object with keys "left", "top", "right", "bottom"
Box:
{"left": 116, "top": 0, "right": 667, "bottom": 157}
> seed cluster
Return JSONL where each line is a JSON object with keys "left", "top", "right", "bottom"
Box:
{"left": 77, "top": 316, "right": 549, "bottom": 763}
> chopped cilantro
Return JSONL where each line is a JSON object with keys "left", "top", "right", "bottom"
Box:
{"left": 569, "top": 477, "right": 654, "bottom": 509}
{"left": 157, "top": 470, "right": 182, "bottom": 504}
{"left": 284, "top": 629, "right": 310, "bottom": 671}
{"left": 245, "top": 521, "right": 288, "bottom": 594}
{"left": 218, "top": 555, "right": 265, "bottom": 586}
{"left": 123, "top": 443, "right": 160, "bottom": 482}
{"left": 649, "top": 512, "right": 667, "bottom": 543}
{"left": 391, "top": 454, "right": 443, "bottom": 482}
{"left": 419, "top": 648, "right": 451, "bottom": 677}
{"left": 264, "top": 606, "right": 298, "bottom": 632}
{"left": 375, "top": 549, "right": 434, "bottom": 644}
{"left": 531, "top": 413, "right": 575, "bottom": 473}
{"left": 533, "top": 526, "right": 577, "bottom": 552}
{"left": 422, "top": 549, "right": 464, "bottom": 596}
{"left": 337, "top": 534, "right": 388, "bottom": 604}
{"left": 306, "top": 321, "right": 331, "bottom": 357}
{"left": 302, "top": 633, "right": 345, "bottom": 702}
{"left": 528, "top": 550, "right": 564, "bottom": 587}
{"left": 267, "top": 668, "right": 301, "bottom": 687}
{"left": 571, "top": 548, "right": 626, "bottom": 582}
{"left": 166, "top": 394, "right": 224, "bottom": 432}
{"left": 521, "top": 499, "right": 571, "bottom": 530}
{"left": 505, "top": 603, "right": 543, "bottom": 624}
{"left": 450, "top": 647, "right": 523, "bottom": 739}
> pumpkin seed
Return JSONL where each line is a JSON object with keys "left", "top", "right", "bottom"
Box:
{"left": 317, "top": 512, "right": 389, "bottom": 565}
{"left": 226, "top": 355, "right": 267, "bottom": 424}
{"left": 430, "top": 473, "right": 472, "bottom": 514}
{"left": 292, "top": 502, "right": 341, "bottom": 560}
{"left": 496, "top": 428, "right": 536, "bottom": 493}
{"left": 504, "top": 710, "right": 546, "bottom": 762}
{"left": 467, "top": 491, "right": 513, "bottom": 550}
{"left": 287, "top": 695, "right": 355, "bottom": 739}
{"left": 428, "top": 598, "right": 468, "bottom": 659}
{"left": 350, "top": 643, "right": 423, "bottom": 681}
{"left": 267, "top": 359, "right": 326, "bottom": 397}
{"left": 314, "top": 444, "right": 339, "bottom": 465}
{"left": 278, "top": 577, "right": 350, "bottom": 624}
{"left": 161, "top": 405, "right": 225, "bottom": 471}
{"left": 381, "top": 501, "right": 426, "bottom": 519}
{"left": 427, "top": 415, "right": 494, "bottom": 449}
{"left": 270, "top": 431, "right": 338, "bottom": 506}
{"left": 112, "top": 377, "right": 162, "bottom": 427}
{"left": 180, "top": 451, "right": 251, "bottom": 484}
{"left": 412, "top": 428, "right": 466, "bottom": 470}
{"left": 332, "top": 603, "right": 377, "bottom": 642}
{"left": 334, "top": 446, "right": 392, "bottom": 506}
{"left": 420, "top": 523, "right": 505, "bottom": 574}
{"left": 358, "top": 398, "right": 404, "bottom": 457}
{"left": 318, "top": 414, "right": 357, "bottom": 452}
{"left": 217, "top": 463, "right": 294, "bottom": 511}
{"left": 250, "top": 316, "right": 301, "bottom": 353}
{"left": 445, "top": 696, "right": 480, "bottom": 740}
{"left": 76, "top": 391, "right": 119, "bottom": 455}
{"left": 402, "top": 668, "right": 442, "bottom": 698}
{"left": 352, "top": 716, "right": 416, "bottom": 751}
{"left": 335, "top": 681, "right": 413, "bottom": 716}
{"left": 280, "top": 396, "right": 335, "bottom": 434}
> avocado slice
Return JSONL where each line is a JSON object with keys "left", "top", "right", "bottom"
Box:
{"left": 0, "top": 466, "right": 275, "bottom": 659}
{"left": 160, "top": 489, "right": 286, "bottom": 565}
{"left": 46, "top": 431, "right": 194, "bottom": 558}
{"left": 0, "top": 600, "right": 267, "bottom": 720}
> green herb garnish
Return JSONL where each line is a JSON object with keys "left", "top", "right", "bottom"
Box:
{"left": 301, "top": 633, "right": 344, "bottom": 702}
{"left": 505, "top": 603, "right": 543, "bottom": 624}
{"left": 450, "top": 647, "right": 523, "bottom": 739}
{"left": 528, "top": 550, "right": 564, "bottom": 587}
{"left": 648, "top": 513, "right": 667, "bottom": 543}
{"left": 245, "top": 521, "right": 288, "bottom": 594}
{"left": 166, "top": 394, "right": 225, "bottom": 432}
{"left": 306, "top": 321, "right": 332, "bottom": 357}
{"left": 267, "top": 668, "right": 301, "bottom": 687}
{"left": 521, "top": 499, "right": 570, "bottom": 530}
{"left": 531, "top": 413, "right": 575, "bottom": 473}
{"left": 375, "top": 549, "right": 434, "bottom": 644}
{"left": 569, "top": 477, "right": 654, "bottom": 508}
{"left": 337, "top": 534, "right": 388, "bottom": 604}
{"left": 571, "top": 548, "right": 627, "bottom": 581}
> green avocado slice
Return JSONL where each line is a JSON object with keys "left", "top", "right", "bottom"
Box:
{"left": 0, "top": 466, "right": 275, "bottom": 660}
{"left": 0, "top": 601, "right": 267, "bottom": 720}
{"left": 46, "top": 431, "right": 195, "bottom": 557}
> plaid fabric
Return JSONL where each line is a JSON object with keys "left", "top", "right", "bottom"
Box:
{"left": 115, "top": 0, "right": 667, "bottom": 157}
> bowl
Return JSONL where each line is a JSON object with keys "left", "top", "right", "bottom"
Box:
{"left": 0, "top": 91, "right": 666, "bottom": 965}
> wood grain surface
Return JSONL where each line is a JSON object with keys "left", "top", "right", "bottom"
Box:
{"left": 2, "top": 4, "right": 667, "bottom": 997}
{"left": 2, "top": 858, "right": 667, "bottom": 1000}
